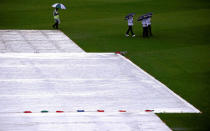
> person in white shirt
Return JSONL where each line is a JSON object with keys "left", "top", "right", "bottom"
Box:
{"left": 142, "top": 17, "right": 148, "bottom": 38}
{"left": 146, "top": 17, "right": 152, "bottom": 36}
{"left": 125, "top": 16, "right": 135, "bottom": 37}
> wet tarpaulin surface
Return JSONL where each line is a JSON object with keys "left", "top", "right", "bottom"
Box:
{"left": 0, "top": 30, "right": 84, "bottom": 53}
{"left": 0, "top": 53, "right": 199, "bottom": 113}
{"left": 0, "top": 112, "right": 171, "bottom": 131}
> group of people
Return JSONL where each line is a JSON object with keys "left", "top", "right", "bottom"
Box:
{"left": 52, "top": 7, "right": 152, "bottom": 38}
{"left": 125, "top": 13, "right": 152, "bottom": 38}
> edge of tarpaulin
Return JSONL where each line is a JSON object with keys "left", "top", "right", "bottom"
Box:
{"left": 116, "top": 54, "right": 200, "bottom": 113}
{"left": 0, "top": 109, "right": 200, "bottom": 114}
{"left": 57, "top": 30, "right": 86, "bottom": 52}
{"left": 0, "top": 53, "right": 114, "bottom": 59}
{"left": 153, "top": 113, "right": 173, "bottom": 131}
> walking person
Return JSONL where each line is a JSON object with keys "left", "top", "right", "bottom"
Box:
{"left": 52, "top": 8, "right": 60, "bottom": 29}
{"left": 52, "top": 3, "right": 66, "bottom": 29}
{"left": 142, "top": 17, "right": 148, "bottom": 38}
{"left": 146, "top": 13, "right": 152, "bottom": 37}
{"left": 125, "top": 14, "right": 135, "bottom": 37}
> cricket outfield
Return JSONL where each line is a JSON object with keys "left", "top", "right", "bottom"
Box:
{"left": 0, "top": 0, "right": 210, "bottom": 130}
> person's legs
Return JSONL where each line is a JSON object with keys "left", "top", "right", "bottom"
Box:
{"left": 126, "top": 26, "right": 132, "bottom": 35}
{"left": 55, "top": 20, "right": 59, "bottom": 29}
{"left": 130, "top": 26, "right": 135, "bottom": 36}
{"left": 148, "top": 25, "right": 152, "bottom": 36}
{"left": 55, "top": 22, "right": 58, "bottom": 29}
{"left": 53, "top": 20, "right": 59, "bottom": 29}
{"left": 145, "top": 27, "right": 148, "bottom": 37}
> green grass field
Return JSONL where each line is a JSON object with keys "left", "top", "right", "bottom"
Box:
{"left": 1, "top": 0, "right": 210, "bottom": 130}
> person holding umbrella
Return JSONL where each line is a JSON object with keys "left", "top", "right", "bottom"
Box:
{"left": 138, "top": 14, "right": 149, "bottom": 38}
{"left": 146, "top": 13, "right": 152, "bottom": 37}
{"left": 125, "top": 13, "right": 135, "bottom": 37}
{"left": 52, "top": 3, "right": 66, "bottom": 29}
{"left": 142, "top": 15, "right": 148, "bottom": 38}
{"left": 52, "top": 7, "right": 60, "bottom": 29}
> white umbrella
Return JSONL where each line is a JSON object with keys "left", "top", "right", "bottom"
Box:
{"left": 52, "top": 3, "right": 66, "bottom": 9}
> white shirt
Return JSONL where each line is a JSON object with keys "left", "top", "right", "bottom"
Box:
{"left": 128, "top": 17, "right": 133, "bottom": 26}
{"left": 142, "top": 19, "right": 147, "bottom": 27}
{"left": 146, "top": 18, "right": 151, "bottom": 26}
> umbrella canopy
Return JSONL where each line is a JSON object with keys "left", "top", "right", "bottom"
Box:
{"left": 52, "top": 3, "right": 66, "bottom": 9}
{"left": 146, "top": 12, "right": 153, "bottom": 17}
{"left": 125, "top": 13, "right": 135, "bottom": 19}
{"left": 137, "top": 13, "right": 152, "bottom": 21}
{"left": 137, "top": 15, "right": 149, "bottom": 21}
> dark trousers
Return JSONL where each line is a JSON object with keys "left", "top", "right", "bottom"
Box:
{"left": 143, "top": 27, "right": 148, "bottom": 38}
{"left": 53, "top": 20, "right": 59, "bottom": 29}
{"left": 148, "top": 25, "right": 152, "bottom": 36}
{"left": 126, "top": 26, "right": 134, "bottom": 35}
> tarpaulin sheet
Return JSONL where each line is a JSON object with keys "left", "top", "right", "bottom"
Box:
{"left": 0, "top": 53, "right": 199, "bottom": 113}
{"left": 0, "top": 112, "right": 171, "bottom": 131}
{"left": 0, "top": 30, "right": 84, "bottom": 53}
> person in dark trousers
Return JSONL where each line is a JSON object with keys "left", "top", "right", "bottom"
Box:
{"left": 146, "top": 17, "right": 152, "bottom": 36}
{"left": 52, "top": 8, "right": 60, "bottom": 29}
{"left": 125, "top": 16, "right": 135, "bottom": 37}
{"left": 141, "top": 17, "right": 148, "bottom": 38}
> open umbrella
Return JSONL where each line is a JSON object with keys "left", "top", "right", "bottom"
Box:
{"left": 137, "top": 15, "right": 148, "bottom": 21}
{"left": 52, "top": 3, "right": 66, "bottom": 9}
{"left": 146, "top": 12, "right": 153, "bottom": 17}
{"left": 137, "top": 12, "right": 153, "bottom": 21}
{"left": 138, "top": 14, "right": 152, "bottom": 21}
{"left": 125, "top": 13, "right": 135, "bottom": 19}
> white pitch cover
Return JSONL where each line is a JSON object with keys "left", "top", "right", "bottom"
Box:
{"left": 0, "top": 53, "right": 199, "bottom": 113}
{"left": 0, "top": 30, "right": 84, "bottom": 53}
{"left": 0, "top": 112, "right": 171, "bottom": 131}
{"left": 0, "top": 30, "right": 200, "bottom": 131}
